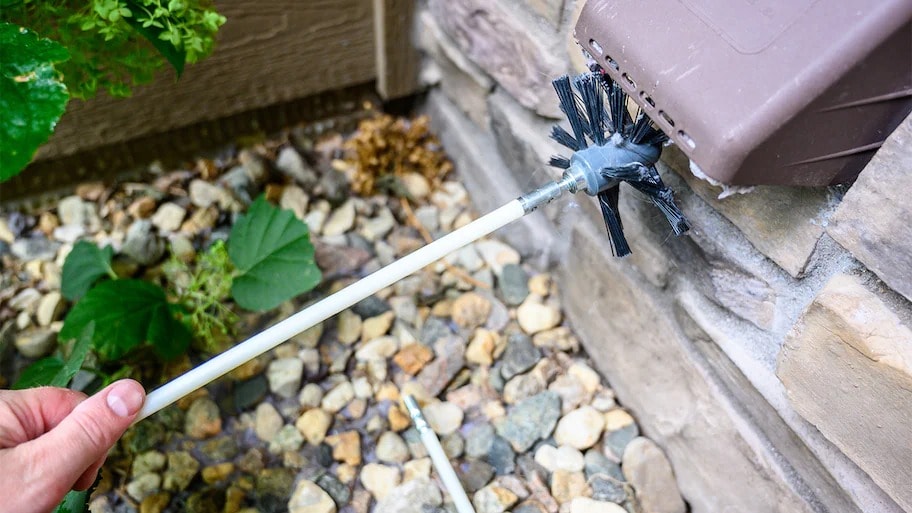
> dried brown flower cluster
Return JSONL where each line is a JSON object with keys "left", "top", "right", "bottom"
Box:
{"left": 345, "top": 114, "right": 453, "bottom": 197}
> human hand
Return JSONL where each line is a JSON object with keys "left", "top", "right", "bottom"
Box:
{"left": 0, "top": 380, "right": 145, "bottom": 513}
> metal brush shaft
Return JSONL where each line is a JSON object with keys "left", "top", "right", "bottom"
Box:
{"left": 518, "top": 173, "right": 581, "bottom": 213}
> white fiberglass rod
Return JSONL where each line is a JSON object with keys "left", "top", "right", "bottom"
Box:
{"left": 137, "top": 199, "right": 526, "bottom": 421}
{"left": 404, "top": 395, "right": 476, "bottom": 513}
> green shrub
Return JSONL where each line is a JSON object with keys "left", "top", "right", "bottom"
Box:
{"left": 0, "top": 0, "right": 225, "bottom": 180}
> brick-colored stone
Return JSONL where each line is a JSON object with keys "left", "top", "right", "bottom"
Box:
{"left": 665, "top": 147, "right": 834, "bottom": 278}
{"left": 428, "top": 0, "right": 565, "bottom": 118}
{"left": 828, "top": 114, "right": 912, "bottom": 303}
{"left": 558, "top": 220, "right": 817, "bottom": 513}
{"left": 778, "top": 273, "right": 912, "bottom": 512}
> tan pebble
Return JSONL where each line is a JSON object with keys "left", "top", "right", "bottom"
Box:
{"left": 431, "top": 299, "right": 453, "bottom": 317}
{"left": 482, "top": 401, "right": 506, "bottom": 421}
{"left": 393, "top": 343, "right": 434, "bottom": 375}
{"left": 451, "top": 292, "right": 492, "bottom": 329}
{"left": 224, "top": 485, "right": 245, "bottom": 513}
{"left": 403, "top": 458, "right": 432, "bottom": 482}
{"left": 399, "top": 381, "right": 433, "bottom": 405}
{"left": 128, "top": 196, "right": 157, "bottom": 219}
{"left": 139, "top": 492, "right": 170, "bottom": 513}
{"left": 75, "top": 181, "right": 105, "bottom": 201}
{"left": 337, "top": 309, "right": 362, "bottom": 345}
{"left": 295, "top": 408, "right": 332, "bottom": 445}
{"left": 569, "top": 362, "right": 602, "bottom": 394}
{"left": 201, "top": 463, "right": 234, "bottom": 484}
{"left": 228, "top": 356, "right": 268, "bottom": 380}
{"left": 569, "top": 497, "right": 627, "bottom": 513}
{"left": 388, "top": 405, "right": 411, "bottom": 432}
{"left": 550, "top": 470, "right": 591, "bottom": 504}
{"left": 37, "top": 212, "right": 59, "bottom": 236}
{"left": 176, "top": 388, "right": 209, "bottom": 410}
{"left": 375, "top": 382, "right": 400, "bottom": 402}
{"left": 532, "top": 327, "right": 579, "bottom": 352}
{"left": 325, "top": 430, "right": 361, "bottom": 465}
{"left": 361, "top": 311, "right": 395, "bottom": 342}
{"left": 528, "top": 273, "right": 552, "bottom": 296}
{"left": 336, "top": 463, "right": 357, "bottom": 484}
{"left": 360, "top": 463, "right": 401, "bottom": 500}
{"left": 604, "top": 409, "right": 636, "bottom": 431}
{"left": 466, "top": 329, "right": 496, "bottom": 366}
{"left": 473, "top": 485, "right": 518, "bottom": 512}
{"left": 347, "top": 398, "right": 367, "bottom": 419}
{"left": 516, "top": 298, "right": 562, "bottom": 335}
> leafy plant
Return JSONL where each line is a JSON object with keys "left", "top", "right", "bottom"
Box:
{"left": 13, "top": 322, "right": 94, "bottom": 389}
{"left": 61, "top": 241, "right": 116, "bottom": 300}
{"left": 0, "top": 0, "right": 225, "bottom": 181}
{"left": 229, "top": 196, "right": 322, "bottom": 311}
{"left": 1, "top": 0, "right": 225, "bottom": 99}
{"left": 0, "top": 23, "right": 70, "bottom": 181}
{"left": 61, "top": 279, "right": 192, "bottom": 360}
{"left": 17, "top": 196, "right": 321, "bottom": 387}
{"left": 165, "top": 239, "right": 238, "bottom": 352}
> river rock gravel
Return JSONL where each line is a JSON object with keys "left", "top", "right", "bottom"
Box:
{"left": 0, "top": 123, "right": 687, "bottom": 513}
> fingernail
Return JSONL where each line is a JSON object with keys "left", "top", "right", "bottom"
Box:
{"left": 106, "top": 381, "right": 144, "bottom": 417}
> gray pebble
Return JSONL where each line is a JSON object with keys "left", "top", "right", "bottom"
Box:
{"left": 457, "top": 459, "right": 494, "bottom": 493}
{"left": 500, "top": 333, "right": 540, "bottom": 380}
{"left": 495, "top": 391, "right": 561, "bottom": 452}
{"left": 498, "top": 264, "right": 530, "bottom": 306}
{"left": 487, "top": 435, "right": 516, "bottom": 475}
{"left": 11, "top": 237, "right": 60, "bottom": 261}
{"left": 465, "top": 423, "right": 495, "bottom": 458}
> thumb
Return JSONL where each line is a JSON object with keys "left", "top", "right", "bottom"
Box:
{"left": 17, "top": 380, "right": 145, "bottom": 503}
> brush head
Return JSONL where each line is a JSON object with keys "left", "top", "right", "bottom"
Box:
{"left": 549, "top": 70, "right": 689, "bottom": 256}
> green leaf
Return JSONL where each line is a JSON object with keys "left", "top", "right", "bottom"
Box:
{"left": 52, "top": 322, "right": 95, "bottom": 387}
{"left": 229, "top": 196, "right": 322, "bottom": 311}
{"left": 0, "top": 22, "right": 70, "bottom": 181}
{"left": 12, "top": 323, "right": 93, "bottom": 389}
{"left": 60, "top": 279, "right": 191, "bottom": 361}
{"left": 61, "top": 241, "right": 115, "bottom": 300}
{"left": 12, "top": 357, "right": 65, "bottom": 389}
{"left": 53, "top": 490, "right": 88, "bottom": 513}
{"left": 121, "top": 0, "right": 186, "bottom": 77}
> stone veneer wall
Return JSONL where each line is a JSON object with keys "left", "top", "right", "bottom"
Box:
{"left": 412, "top": 1, "right": 912, "bottom": 512}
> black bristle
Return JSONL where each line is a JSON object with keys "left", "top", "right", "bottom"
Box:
{"left": 550, "top": 126, "right": 580, "bottom": 152}
{"left": 641, "top": 129, "right": 670, "bottom": 146}
{"left": 552, "top": 75, "right": 587, "bottom": 150}
{"left": 600, "top": 162, "right": 650, "bottom": 182}
{"left": 629, "top": 111, "right": 655, "bottom": 145}
{"left": 573, "top": 74, "right": 607, "bottom": 145}
{"left": 597, "top": 187, "right": 631, "bottom": 257}
{"left": 549, "top": 155, "right": 571, "bottom": 169}
{"left": 607, "top": 81, "right": 629, "bottom": 135}
{"left": 628, "top": 167, "right": 691, "bottom": 235}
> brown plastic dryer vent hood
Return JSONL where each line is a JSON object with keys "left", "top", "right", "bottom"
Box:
{"left": 575, "top": 0, "right": 912, "bottom": 186}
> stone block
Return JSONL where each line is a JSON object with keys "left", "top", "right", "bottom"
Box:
{"left": 423, "top": 90, "right": 557, "bottom": 256}
{"left": 487, "top": 89, "right": 567, "bottom": 230}
{"left": 522, "top": 0, "right": 565, "bottom": 27}
{"left": 778, "top": 273, "right": 912, "bottom": 512}
{"left": 828, "top": 114, "right": 912, "bottom": 303}
{"left": 428, "top": 0, "right": 566, "bottom": 118}
{"left": 599, "top": 163, "right": 787, "bottom": 329}
{"left": 664, "top": 147, "right": 835, "bottom": 278}
{"left": 565, "top": 0, "right": 589, "bottom": 74}
{"left": 416, "top": 11, "right": 493, "bottom": 127}
{"left": 557, "top": 219, "right": 818, "bottom": 513}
